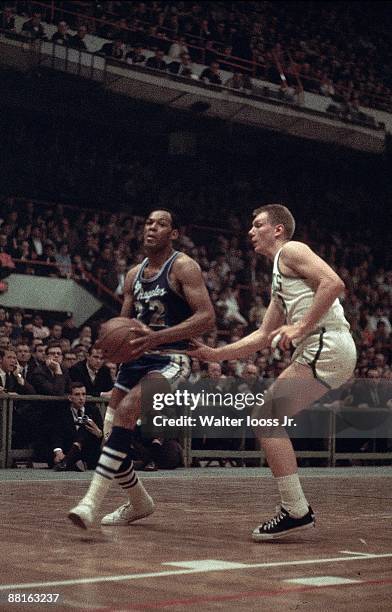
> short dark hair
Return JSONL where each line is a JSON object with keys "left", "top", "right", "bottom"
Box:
{"left": 147, "top": 208, "right": 181, "bottom": 230}
{"left": 253, "top": 204, "right": 296, "bottom": 240}
{"left": 69, "top": 381, "right": 86, "bottom": 393}
{"left": 46, "top": 342, "right": 63, "bottom": 354}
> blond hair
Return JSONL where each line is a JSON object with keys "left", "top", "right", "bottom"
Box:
{"left": 253, "top": 204, "right": 295, "bottom": 239}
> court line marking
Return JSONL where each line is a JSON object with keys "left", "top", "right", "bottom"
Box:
{"left": 114, "top": 577, "right": 392, "bottom": 610}
{"left": 339, "top": 550, "right": 372, "bottom": 556}
{"left": 285, "top": 576, "right": 361, "bottom": 586}
{"left": 1, "top": 552, "right": 392, "bottom": 591}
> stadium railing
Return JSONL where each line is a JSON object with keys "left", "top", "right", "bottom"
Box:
{"left": 1, "top": 394, "right": 391, "bottom": 469}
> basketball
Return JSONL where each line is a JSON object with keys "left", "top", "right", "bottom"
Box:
{"left": 95, "top": 317, "right": 147, "bottom": 363}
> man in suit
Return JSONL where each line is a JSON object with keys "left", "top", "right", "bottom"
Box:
{"left": 53, "top": 383, "right": 103, "bottom": 470}
{"left": 29, "top": 342, "right": 71, "bottom": 462}
{"left": 0, "top": 348, "right": 36, "bottom": 448}
{"left": 0, "top": 348, "right": 35, "bottom": 394}
{"left": 68, "top": 346, "right": 113, "bottom": 397}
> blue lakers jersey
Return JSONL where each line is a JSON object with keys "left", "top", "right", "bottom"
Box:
{"left": 132, "top": 251, "right": 192, "bottom": 350}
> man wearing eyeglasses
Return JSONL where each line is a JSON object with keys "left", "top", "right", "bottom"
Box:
{"left": 30, "top": 342, "right": 72, "bottom": 463}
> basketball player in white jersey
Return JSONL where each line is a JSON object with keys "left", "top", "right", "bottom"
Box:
{"left": 189, "top": 204, "right": 357, "bottom": 539}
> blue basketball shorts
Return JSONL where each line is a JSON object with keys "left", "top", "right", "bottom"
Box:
{"left": 115, "top": 353, "right": 191, "bottom": 393}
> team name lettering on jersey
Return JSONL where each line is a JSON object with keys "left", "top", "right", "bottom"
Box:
{"left": 134, "top": 281, "right": 166, "bottom": 302}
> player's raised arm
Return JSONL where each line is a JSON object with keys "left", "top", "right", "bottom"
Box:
{"left": 119, "top": 266, "right": 140, "bottom": 317}
{"left": 189, "top": 296, "right": 285, "bottom": 362}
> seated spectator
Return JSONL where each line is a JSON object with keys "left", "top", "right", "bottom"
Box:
{"left": 31, "top": 342, "right": 46, "bottom": 368}
{"left": 168, "top": 53, "right": 194, "bottom": 78}
{"left": 52, "top": 383, "right": 103, "bottom": 470}
{"left": 15, "top": 343, "right": 35, "bottom": 382}
{"left": 10, "top": 310, "right": 24, "bottom": 342}
{"left": 31, "top": 314, "right": 50, "bottom": 340}
{"left": 0, "top": 5, "right": 16, "bottom": 32}
{"left": 22, "top": 12, "right": 47, "bottom": 41}
{"left": 145, "top": 49, "right": 167, "bottom": 71}
{"left": 168, "top": 36, "right": 189, "bottom": 61}
{"left": 62, "top": 315, "right": 79, "bottom": 342}
{"left": 0, "top": 233, "right": 15, "bottom": 284}
{"left": 51, "top": 21, "right": 71, "bottom": 46}
{"left": 99, "top": 38, "right": 125, "bottom": 60}
{"left": 30, "top": 342, "right": 71, "bottom": 396}
{"left": 62, "top": 351, "right": 78, "bottom": 371}
{"left": 69, "top": 25, "right": 88, "bottom": 51}
{"left": 225, "top": 71, "right": 253, "bottom": 92}
{"left": 55, "top": 243, "right": 72, "bottom": 278}
{"left": 68, "top": 346, "right": 113, "bottom": 396}
{"left": 126, "top": 45, "right": 146, "bottom": 65}
{"left": 200, "top": 61, "right": 222, "bottom": 85}
{"left": 0, "top": 348, "right": 35, "bottom": 394}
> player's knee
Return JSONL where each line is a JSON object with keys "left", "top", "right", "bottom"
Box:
{"left": 115, "top": 387, "right": 141, "bottom": 428}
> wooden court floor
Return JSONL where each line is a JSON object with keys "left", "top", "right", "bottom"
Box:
{"left": 0, "top": 467, "right": 391, "bottom": 611}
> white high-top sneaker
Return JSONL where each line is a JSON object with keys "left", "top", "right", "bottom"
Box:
{"left": 101, "top": 497, "right": 155, "bottom": 525}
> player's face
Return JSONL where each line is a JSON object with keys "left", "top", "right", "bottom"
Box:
{"left": 143, "top": 211, "right": 178, "bottom": 250}
{"left": 248, "top": 212, "right": 276, "bottom": 254}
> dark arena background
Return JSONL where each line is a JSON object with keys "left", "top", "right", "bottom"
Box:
{"left": 0, "top": 1, "right": 391, "bottom": 610}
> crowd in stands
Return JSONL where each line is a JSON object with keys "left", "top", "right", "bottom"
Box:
{"left": 0, "top": 196, "right": 391, "bottom": 453}
{"left": 1, "top": 2, "right": 391, "bottom": 111}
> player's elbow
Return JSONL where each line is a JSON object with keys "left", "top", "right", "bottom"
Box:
{"left": 334, "top": 277, "right": 346, "bottom": 295}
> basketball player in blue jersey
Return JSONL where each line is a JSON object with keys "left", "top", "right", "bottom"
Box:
{"left": 68, "top": 209, "right": 215, "bottom": 529}
{"left": 189, "top": 204, "right": 357, "bottom": 540}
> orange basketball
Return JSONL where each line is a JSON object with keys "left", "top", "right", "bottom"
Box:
{"left": 95, "top": 317, "right": 147, "bottom": 363}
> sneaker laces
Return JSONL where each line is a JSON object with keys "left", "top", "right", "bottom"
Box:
{"left": 118, "top": 502, "right": 132, "bottom": 517}
{"left": 264, "top": 508, "right": 286, "bottom": 530}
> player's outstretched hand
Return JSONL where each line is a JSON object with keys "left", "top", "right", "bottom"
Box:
{"left": 185, "top": 339, "right": 219, "bottom": 362}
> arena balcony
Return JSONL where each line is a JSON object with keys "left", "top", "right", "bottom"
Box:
{"left": 0, "top": 4, "right": 389, "bottom": 154}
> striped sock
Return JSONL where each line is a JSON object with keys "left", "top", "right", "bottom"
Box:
{"left": 114, "top": 455, "right": 153, "bottom": 508}
{"left": 81, "top": 427, "right": 134, "bottom": 509}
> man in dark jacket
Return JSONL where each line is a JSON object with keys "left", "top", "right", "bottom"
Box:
{"left": 68, "top": 347, "right": 113, "bottom": 396}
{"left": 52, "top": 383, "right": 103, "bottom": 470}
{"left": 29, "top": 343, "right": 71, "bottom": 461}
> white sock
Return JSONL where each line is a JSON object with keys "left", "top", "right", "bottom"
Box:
{"left": 82, "top": 472, "right": 112, "bottom": 509}
{"left": 115, "top": 460, "right": 153, "bottom": 508}
{"left": 276, "top": 473, "right": 309, "bottom": 518}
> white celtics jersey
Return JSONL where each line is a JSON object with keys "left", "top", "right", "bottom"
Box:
{"left": 272, "top": 245, "right": 350, "bottom": 334}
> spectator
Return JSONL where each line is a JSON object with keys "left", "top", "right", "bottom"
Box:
{"left": 126, "top": 45, "right": 146, "bottom": 65}
{"left": 46, "top": 322, "right": 63, "bottom": 344}
{"left": 31, "top": 314, "right": 50, "bottom": 340}
{"left": 0, "top": 233, "right": 15, "bottom": 280}
{"left": 62, "top": 351, "right": 78, "bottom": 371}
{"left": 0, "top": 5, "right": 16, "bottom": 32}
{"left": 31, "top": 342, "right": 47, "bottom": 368}
{"left": 55, "top": 243, "right": 72, "bottom": 278}
{"left": 200, "top": 61, "right": 222, "bottom": 85}
{"left": 51, "top": 21, "right": 71, "bottom": 46}
{"left": 15, "top": 343, "right": 35, "bottom": 382}
{"left": 22, "top": 12, "right": 47, "bottom": 40}
{"left": 145, "top": 49, "right": 167, "bottom": 71}
{"left": 99, "top": 38, "right": 125, "bottom": 60}
{"left": 168, "top": 53, "right": 194, "bottom": 77}
{"left": 0, "top": 348, "right": 35, "bottom": 394}
{"left": 68, "top": 346, "right": 113, "bottom": 396}
{"left": 52, "top": 382, "right": 103, "bottom": 471}
{"left": 29, "top": 226, "right": 44, "bottom": 259}
{"left": 168, "top": 36, "right": 189, "bottom": 61}
{"left": 225, "top": 71, "right": 252, "bottom": 92}
{"left": 69, "top": 25, "right": 88, "bottom": 51}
